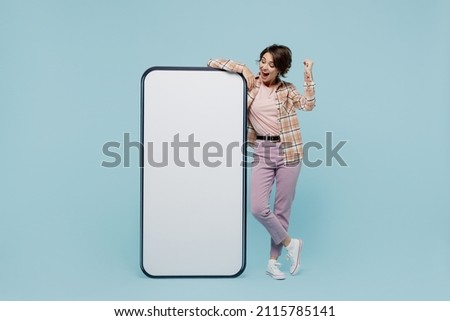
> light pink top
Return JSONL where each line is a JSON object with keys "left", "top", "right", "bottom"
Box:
{"left": 248, "top": 82, "right": 280, "bottom": 136}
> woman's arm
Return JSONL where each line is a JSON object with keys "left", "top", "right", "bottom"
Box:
{"left": 290, "top": 59, "right": 316, "bottom": 111}
{"left": 207, "top": 58, "right": 255, "bottom": 90}
{"left": 207, "top": 58, "right": 245, "bottom": 73}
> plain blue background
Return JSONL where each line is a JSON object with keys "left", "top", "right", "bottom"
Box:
{"left": 1, "top": 0, "right": 449, "bottom": 300}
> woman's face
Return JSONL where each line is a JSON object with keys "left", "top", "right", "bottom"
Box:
{"left": 259, "top": 52, "right": 279, "bottom": 86}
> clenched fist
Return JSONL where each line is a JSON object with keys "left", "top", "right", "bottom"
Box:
{"left": 303, "top": 59, "right": 314, "bottom": 72}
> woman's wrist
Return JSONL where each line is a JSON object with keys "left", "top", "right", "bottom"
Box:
{"left": 304, "top": 70, "right": 313, "bottom": 83}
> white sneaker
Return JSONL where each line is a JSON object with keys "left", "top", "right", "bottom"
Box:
{"left": 286, "top": 238, "right": 302, "bottom": 275}
{"left": 266, "top": 259, "right": 286, "bottom": 280}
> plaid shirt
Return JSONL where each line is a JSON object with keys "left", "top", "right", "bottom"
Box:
{"left": 208, "top": 58, "right": 316, "bottom": 165}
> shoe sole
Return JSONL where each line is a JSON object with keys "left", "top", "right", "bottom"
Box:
{"left": 290, "top": 239, "right": 303, "bottom": 276}
{"left": 266, "top": 271, "right": 286, "bottom": 280}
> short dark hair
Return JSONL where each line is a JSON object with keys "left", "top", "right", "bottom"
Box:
{"left": 259, "top": 44, "right": 292, "bottom": 77}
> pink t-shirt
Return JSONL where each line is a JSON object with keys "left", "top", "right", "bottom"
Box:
{"left": 248, "top": 82, "right": 280, "bottom": 136}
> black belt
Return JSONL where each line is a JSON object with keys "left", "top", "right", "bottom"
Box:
{"left": 256, "top": 135, "right": 280, "bottom": 142}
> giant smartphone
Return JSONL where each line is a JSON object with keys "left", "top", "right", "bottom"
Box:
{"left": 140, "top": 67, "right": 247, "bottom": 277}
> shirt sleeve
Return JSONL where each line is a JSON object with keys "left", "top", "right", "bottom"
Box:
{"left": 207, "top": 58, "right": 245, "bottom": 74}
{"left": 289, "top": 70, "right": 316, "bottom": 111}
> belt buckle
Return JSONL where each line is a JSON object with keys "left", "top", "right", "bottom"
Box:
{"left": 259, "top": 135, "right": 279, "bottom": 142}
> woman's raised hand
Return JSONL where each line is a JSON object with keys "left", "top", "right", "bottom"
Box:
{"left": 303, "top": 59, "right": 314, "bottom": 72}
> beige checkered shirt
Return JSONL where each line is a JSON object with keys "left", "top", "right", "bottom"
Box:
{"left": 208, "top": 58, "right": 316, "bottom": 165}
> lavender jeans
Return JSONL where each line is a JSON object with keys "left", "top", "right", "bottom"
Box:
{"left": 250, "top": 141, "right": 301, "bottom": 258}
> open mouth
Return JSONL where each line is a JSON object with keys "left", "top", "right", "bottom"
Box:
{"left": 261, "top": 71, "right": 269, "bottom": 78}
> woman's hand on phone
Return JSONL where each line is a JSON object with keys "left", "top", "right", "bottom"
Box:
{"left": 242, "top": 66, "right": 255, "bottom": 90}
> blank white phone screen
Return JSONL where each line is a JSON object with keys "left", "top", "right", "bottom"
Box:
{"left": 141, "top": 68, "right": 246, "bottom": 277}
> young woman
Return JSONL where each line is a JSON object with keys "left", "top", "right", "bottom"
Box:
{"left": 208, "top": 44, "right": 315, "bottom": 280}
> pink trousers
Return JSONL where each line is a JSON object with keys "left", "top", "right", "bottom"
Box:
{"left": 250, "top": 141, "right": 301, "bottom": 258}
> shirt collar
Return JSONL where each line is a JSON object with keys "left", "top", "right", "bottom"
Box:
{"left": 255, "top": 75, "right": 284, "bottom": 91}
